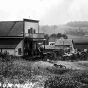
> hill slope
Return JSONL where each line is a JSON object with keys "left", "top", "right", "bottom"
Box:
{"left": 40, "top": 21, "right": 88, "bottom": 35}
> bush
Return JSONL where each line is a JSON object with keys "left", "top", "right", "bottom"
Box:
{"left": 0, "top": 52, "right": 11, "bottom": 62}
{"left": 68, "top": 70, "right": 88, "bottom": 84}
{"left": 44, "top": 70, "right": 88, "bottom": 88}
{"left": 46, "top": 66, "right": 70, "bottom": 75}
{"left": 0, "top": 59, "right": 32, "bottom": 80}
{"left": 44, "top": 75, "right": 88, "bottom": 88}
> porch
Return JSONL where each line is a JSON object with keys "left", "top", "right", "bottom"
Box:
{"left": 25, "top": 33, "right": 44, "bottom": 38}
{"left": 24, "top": 33, "right": 45, "bottom": 59}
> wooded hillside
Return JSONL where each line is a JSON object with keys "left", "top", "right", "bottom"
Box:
{"left": 40, "top": 21, "right": 88, "bottom": 36}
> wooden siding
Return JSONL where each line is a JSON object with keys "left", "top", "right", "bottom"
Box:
{"left": 15, "top": 40, "right": 23, "bottom": 56}
{"left": 74, "top": 45, "right": 88, "bottom": 51}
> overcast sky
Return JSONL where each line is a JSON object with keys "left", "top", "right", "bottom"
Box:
{"left": 0, "top": 0, "right": 88, "bottom": 25}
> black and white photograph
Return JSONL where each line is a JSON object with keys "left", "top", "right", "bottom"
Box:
{"left": 0, "top": 0, "right": 88, "bottom": 88}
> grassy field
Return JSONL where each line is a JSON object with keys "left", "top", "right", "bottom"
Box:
{"left": 1, "top": 58, "right": 88, "bottom": 88}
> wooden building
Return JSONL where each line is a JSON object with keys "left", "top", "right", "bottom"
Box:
{"left": 55, "top": 38, "right": 74, "bottom": 53}
{"left": 0, "top": 19, "right": 44, "bottom": 57}
{"left": 48, "top": 37, "right": 56, "bottom": 45}
{"left": 67, "top": 35, "right": 88, "bottom": 51}
{"left": 42, "top": 37, "right": 74, "bottom": 53}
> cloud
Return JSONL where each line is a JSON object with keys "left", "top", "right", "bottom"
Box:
{"left": 0, "top": 0, "right": 88, "bottom": 25}
{"left": 68, "top": 0, "right": 88, "bottom": 21}
{"left": 40, "top": 0, "right": 73, "bottom": 25}
{"left": 0, "top": 0, "right": 46, "bottom": 20}
{"left": 40, "top": 0, "right": 88, "bottom": 25}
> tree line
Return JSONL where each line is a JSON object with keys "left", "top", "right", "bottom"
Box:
{"left": 44, "top": 33, "right": 68, "bottom": 44}
{"left": 66, "top": 21, "right": 88, "bottom": 27}
{"left": 65, "top": 27, "right": 86, "bottom": 36}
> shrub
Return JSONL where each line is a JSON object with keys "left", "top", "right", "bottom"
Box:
{"left": 0, "top": 52, "right": 11, "bottom": 62}
{"left": 44, "top": 70, "right": 88, "bottom": 88}
{"left": 44, "top": 74, "right": 88, "bottom": 88}
{"left": 69, "top": 70, "right": 88, "bottom": 84}
{"left": 46, "top": 66, "right": 70, "bottom": 75}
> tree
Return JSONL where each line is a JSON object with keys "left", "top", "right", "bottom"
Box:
{"left": 57, "top": 33, "right": 62, "bottom": 38}
{"left": 61, "top": 34, "right": 68, "bottom": 39}
{"left": 44, "top": 34, "right": 49, "bottom": 45}
{"left": 50, "top": 33, "right": 57, "bottom": 38}
{"left": 65, "top": 28, "right": 85, "bottom": 36}
{"left": 44, "top": 34, "right": 49, "bottom": 39}
{"left": 49, "top": 33, "right": 68, "bottom": 39}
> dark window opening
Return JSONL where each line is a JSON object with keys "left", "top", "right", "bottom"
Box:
{"left": 28, "top": 28, "right": 36, "bottom": 33}
{"left": 28, "top": 28, "right": 33, "bottom": 33}
{"left": 28, "top": 29, "right": 30, "bottom": 33}
{"left": 34, "top": 29, "right": 36, "bottom": 33}
{"left": 18, "top": 48, "right": 21, "bottom": 55}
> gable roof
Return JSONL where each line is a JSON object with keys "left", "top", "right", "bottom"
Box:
{"left": 48, "top": 37, "right": 57, "bottom": 42}
{"left": 55, "top": 38, "right": 72, "bottom": 45}
{"left": 0, "top": 21, "right": 23, "bottom": 36}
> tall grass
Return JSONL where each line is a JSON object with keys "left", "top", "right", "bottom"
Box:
{"left": 44, "top": 70, "right": 88, "bottom": 88}
{"left": 0, "top": 52, "right": 88, "bottom": 88}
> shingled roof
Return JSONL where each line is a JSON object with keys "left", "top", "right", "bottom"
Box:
{"left": 0, "top": 38, "right": 23, "bottom": 49}
{"left": 0, "top": 21, "right": 23, "bottom": 36}
{"left": 55, "top": 37, "right": 73, "bottom": 45}
{"left": 48, "top": 37, "right": 57, "bottom": 42}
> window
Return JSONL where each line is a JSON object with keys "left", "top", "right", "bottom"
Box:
{"left": 28, "top": 29, "right": 30, "bottom": 33}
{"left": 28, "top": 28, "right": 36, "bottom": 33}
{"left": 50, "top": 43, "right": 55, "bottom": 45}
{"left": 34, "top": 29, "right": 36, "bottom": 33}
{"left": 18, "top": 48, "right": 21, "bottom": 55}
{"left": 28, "top": 28, "right": 33, "bottom": 33}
